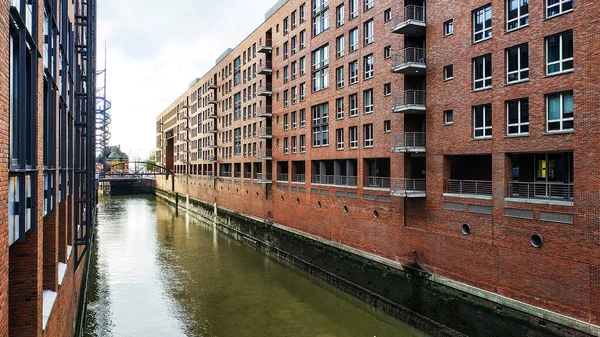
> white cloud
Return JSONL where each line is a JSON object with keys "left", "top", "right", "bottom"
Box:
{"left": 97, "top": 0, "right": 277, "bottom": 160}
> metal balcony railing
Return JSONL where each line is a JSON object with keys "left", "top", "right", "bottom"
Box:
{"left": 393, "top": 48, "right": 426, "bottom": 68}
{"left": 391, "top": 178, "right": 426, "bottom": 196}
{"left": 507, "top": 182, "right": 574, "bottom": 201}
{"left": 206, "top": 171, "right": 215, "bottom": 178}
{"left": 446, "top": 180, "right": 492, "bottom": 196}
{"left": 243, "top": 171, "right": 252, "bottom": 179}
{"left": 393, "top": 5, "right": 425, "bottom": 26}
{"left": 258, "top": 127, "right": 272, "bottom": 138}
{"left": 220, "top": 172, "right": 232, "bottom": 178}
{"left": 255, "top": 173, "right": 272, "bottom": 183}
{"left": 392, "top": 90, "right": 426, "bottom": 112}
{"left": 257, "top": 61, "right": 273, "bottom": 74}
{"left": 292, "top": 174, "right": 306, "bottom": 183}
{"left": 257, "top": 84, "right": 273, "bottom": 96}
{"left": 312, "top": 175, "right": 358, "bottom": 187}
{"left": 277, "top": 173, "right": 289, "bottom": 182}
{"left": 257, "top": 38, "right": 273, "bottom": 53}
{"left": 391, "top": 132, "right": 426, "bottom": 151}
{"left": 257, "top": 105, "right": 273, "bottom": 117}
{"left": 364, "top": 177, "right": 391, "bottom": 189}
{"left": 257, "top": 149, "right": 272, "bottom": 159}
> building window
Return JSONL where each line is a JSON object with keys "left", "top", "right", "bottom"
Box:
{"left": 300, "top": 56, "right": 306, "bottom": 75}
{"left": 292, "top": 11, "right": 297, "bottom": 29}
{"left": 444, "top": 19, "right": 454, "bottom": 36}
{"left": 443, "top": 64, "right": 454, "bottom": 80}
{"left": 364, "top": 89, "right": 373, "bottom": 114}
{"left": 336, "top": 66, "right": 345, "bottom": 89}
{"left": 283, "top": 41, "right": 289, "bottom": 59}
{"left": 291, "top": 36, "right": 297, "bottom": 54}
{"left": 284, "top": 89, "right": 289, "bottom": 107}
{"left": 473, "top": 54, "right": 492, "bottom": 90}
{"left": 473, "top": 104, "right": 492, "bottom": 138}
{"left": 300, "top": 134, "right": 306, "bottom": 152}
{"left": 336, "top": 128, "right": 344, "bottom": 149}
{"left": 336, "top": 35, "right": 345, "bottom": 58}
{"left": 363, "top": 54, "right": 374, "bottom": 79}
{"left": 291, "top": 86, "right": 298, "bottom": 104}
{"left": 349, "top": 28, "right": 359, "bottom": 52}
{"left": 547, "top": 91, "right": 574, "bottom": 132}
{"left": 507, "top": 0, "right": 529, "bottom": 31}
{"left": 300, "top": 108, "right": 306, "bottom": 127}
{"left": 546, "top": 0, "right": 573, "bottom": 18}
{"left": 336, "top": 97, "right": 344, "bottom": 119}
{"left": 364, "top": 20, "right": 374, "bottom": 45}
{"left": 349, "top": 93, "right": 358, "bottom": 116}
{"left": 284, "top": 65, "right": 289, "bottom": 83}
{"left": 312, "top": 44, "right": 330, "bottom": 92}
{"left": 546, "top": 31, "right": 573, "bottom": 75}
{"left": 473, "top": 5, "right": 492, "bottom": 42}
{"left": 444, "top": 110, "right": 454, "bottom": 125}
{"left": 384, "top": 9, "right": 392, "bottom": 22}
{"left": 507, "top": 44, "right": 529, "bottom": 83}
{"left": 312, "top": 0, "right": 329, "bottom": 36}
{"left": 312, "top": 102, "right": 330, "bottom": 147}
{"left": 284, "top": 137, "right": 289, "bottom": 154}
{"left": 384, "top": 120, "right": 391, "bottom": 133}
{"left": 384, "top": 45, "right": 392, "bottom": 59}
{"left": 337, "top": 4, "right": 345, "bottom": 26}
{"left": 349, "top": 60, "right": 359, "bottom": 84}
{"left": 300, "top": 30, "right": 306, "bottom": 49}
{"left": 284, "top": 17, "right": 289, "bottom": 35}
{"left": 365, "top": 0, "right": 374, "bottom": 11}
{"left": 300, "top": 3, "right": 306, "bottom": 22}
{"left": 292, "top": 111, "right": 298, "bottom": 128}
{"left": 363, "top": 124, "right": 374, "bottom": 147}
{"left": 350, "top": 0, "right": 359, "bottom": 19}
{"left": 507, "top": 98, "right": 529, "bottom": 135}
{"left": 349, "top": 126, "right": 358, "bottom": 148}
{"left": 384, "top": 83, "right": 391, "bottom": 96}
{"left": 292, "top": 136, "right": 298, "bottom": 153}
{"left": 300, "top": 82, "right": 306, "bottom": 101}
{"left": 292, "top": 61, "right": 298, "bottom": 79}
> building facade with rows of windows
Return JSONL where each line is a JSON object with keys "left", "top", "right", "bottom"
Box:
{"left": 156, "top": 0, "right": 600, "bottom": 335}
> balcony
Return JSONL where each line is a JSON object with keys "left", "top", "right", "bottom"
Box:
{"left": 257, "top": 84, "right": 272, "bottom": 96}
{"left": 207, "top": 126, "right": 217, "bottom": 134}
{"left": 257, "top": 40, "right": 273, "bottom": 54}
{"left": 312, "top": 175, "right": 358, "bottom": 187}
{"left": 207, "top": 83, "right": 217, "bottom": 90}
{"left": 364, "top": 177, "right": 391, "bottom": 190}
{"left": 257, "top": 105, "right": 273, "bottom": 117}
{"left": 392, "top": 48, "right": 426, "bottom": 76}
{"left": 391, "top": 132, "right": 426, "bottom": 153}
{"left": 257, "top": 149, "right": 272, "bottom": 160}
{"left": 507, "top": 182, "right": 574, "bottom": 202}
{"left": 391, "top": 178, "right": 426, "bottom": 197}
{"left": 292, "top": 174, "right": 306, "bottom": 183}
{"left": 208, "top": 112, "right": 217, "bottom": 119}
{"left": 206, "top": 143, "right": 217, "bottom": 149}
{"left": 257, "top": 62, "right": 273, "bottom": 75}
{"left": 392, "top": 90, "right": 426, "bottom": 114}
{"left": 258, "top": 127, "right": 272, "bottom": 139}
{"left": 255, "top": 173, "right": 272, "bottom": 183}
{"left": 277, "top": 173, "right": 289, "bottom": 182}
{"left": 445, "top": 180, "right": 492, "bottom": 199}
{"left": 391, "top": 5, "right": 426, "bottom": 36}
{"left": 207, "top": 98, "right": 217, "bottom": 106}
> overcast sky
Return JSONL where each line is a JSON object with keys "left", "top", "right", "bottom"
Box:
{"left": 97, "top": 0, "right": 277, "bottom": 160}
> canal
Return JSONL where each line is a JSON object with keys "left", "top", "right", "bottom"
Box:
{"left": 83, "top": 196, "right": 427, "bottom": 337}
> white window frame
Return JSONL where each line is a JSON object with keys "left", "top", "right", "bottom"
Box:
{"left": 292, "top": 136, "right": 297, "bottom": 153}
{"left": 300, "top": 109, "right": 306, "bottom": 127}
{"left": 284, "top": 137, "right": 289, "bottom": 154}
{"left": 546, "top": 91, "right": 574, "bottom": 132}
{"left": 300, "top": 83, "right": 306, "bottom": 101}
{"left": 336, "top": 128, "right": 344, "bottom": 149}
{"left": 364, "top": 54, "right": 373, "bottom": 79}
{"left": 546, "top": 31, "right": 573, "bottom": 75}
{"left": 349, "top": 28, "right": 358, "bottom": 52}
{"left": 384, "top": 83, "right": 391, "bottom": 96}
{"left": 546, "top": 0, "right": 573, "bottom": 18}
{"left": 384, "top": 120, "right": 392, "bottom": 133}
{"left": 384, "top": 9, "right": 392, "bottom": 22}
{"left": 506, "top": 44, "right": 529, "bottom": 83}
{"left": 444, "top": 20, "right": 454, "bottom": 36}
{"left": 349, "top": 126, "right": 358, "bottom": 148}
{"left": 300, "top": 135, "right": 306, "bottom": 152}
{"left": 336, "top": 97, "right": 344, "bottom": 119}
{"left": 364, "top": 89, "right": 373, "bottom": 114}
{"left": 292, "top": 86, "right": 298, "bottom": 105}
{"left": 506, "top": 99, "right": 529, "bottom": 135}
{"left": 384, "top": 45, "right": 392, "bottom": 59}
{"left": 300, "top": 56, "right": 306, "bottom": 75}
{"left": 364, "top": 20, "right": 374, "bottom": 45}
{"left": 473, "top": 104, "right": 492, "bottom": 138}
{"left": 363, "top": 124, "right": 373, "bottom": 148}
{"left": 300, "top": 30, "right": 306, "bottom": 49}
{"left": 349, "top": 94, "right": 358, "bottom": 116}
{"left": 473, "top": 5, "right": 492, "bottom": 42}
{"left": 337, "top": 35, "right": 345, "bottom": 58}
{"left": 444, "top": 110, "right": 454, "bottom": 125}
{"left": 350, "top": 0, "right": 359, "bottom": 19}
{"left": 444, "top": 64, "right": 454, "bottom": 80}
{"left": 507, "top": 0, "right": 529, "bottom": 31}
{"left": 336, "top": 66, "right": 345, "bottom": 89}
{"left": 365, "top": 0, "right": 374, "bottom": 11}
{"left": 473, "top": 54, "right": 492, "bottom": 90}
{"left": 349, "top": 61, "right": 358, "bottom": 84}
{"left": 337, "top": 4, "right": 345, "bottom": 26}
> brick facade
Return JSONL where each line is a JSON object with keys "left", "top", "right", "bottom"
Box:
{"left": 156, "top": 0, "right": 599, "bottom": 333}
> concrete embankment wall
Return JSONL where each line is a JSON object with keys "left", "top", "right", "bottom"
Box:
{"left": 156, "top": 189, "right": 596, "bottom": 337}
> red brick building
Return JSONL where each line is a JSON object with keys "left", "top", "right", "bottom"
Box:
{"left": 0, "top": 1, "right": 97, "bottom": 336}
{"left": 156, "top": 0, "right": 599, "bottom": 334}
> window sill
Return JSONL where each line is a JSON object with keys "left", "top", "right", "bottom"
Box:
{"left": 545, "top": 69, "right": 574, "bottom": 78}
{"left": 544, "top": 9, "right": 574, "bottom": 21}
{"left": 505, "top": 79, "right": 529, "bottom": 87}
{"left": 443, "top": 77, "right": 454, "bottom": 82}
{"left": 472, "top": 87, "right": 492, "bottom": 93}
{"left": 505, "top": 24, "right": 529, "bottom": 35}
{"left": 444, "top": 33, "right": 454, "bottom": 38}
{"left": 472, "top": 36, "right": 492, "bottom": 45}
{"left": 364, "top": 146, "right": 374, "bottom": 149}
{"left": 473, "top": 136, "right": 492, "bottom": 141}
{"left": 544, "top": 130, "right": 574, "bottom": 136}
{"left": 505, "top": 133, "right": 529, "bottom": 138}
{"left": 443, "top": 123, "right": 453, "bottom": 126}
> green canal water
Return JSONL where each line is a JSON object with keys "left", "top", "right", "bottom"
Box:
{"left": 83, "top": 196, "right": 427, "bottom": 337}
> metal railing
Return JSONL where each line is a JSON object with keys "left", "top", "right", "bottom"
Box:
{"left": 233, "top": 171, "right": 241, "bottom": 178}
{"left": 257, "top": 105, "right": 272, "bottom": 116}
{"left": 446, "top": 180, "right": 492, "bottom": 196}
{"left": 255, "top": 173, "right": 272, "bottom": 182}
{"left": 393, "top": 90, "right": 426, "bottom": 109}
{"left": 277, "top": 173, "right": 289, "bottom": 182}
{"left": 257, "top": 149, "right": 272, "bottom": 159}
{"left": 258, "top": 127, "right": 272, "bottom": 138}
{"left": 365, "top": 177, "right": 391, "bottom": 189}
{"left": 393, "top": 5, "right": 426, "bottom": 27}
{"left": 220, "top": 172, "right": 232, "bottom": 178}
{"left": 312, "top": 175, "right": 358, "bottom": 187}
{"left": 243, "top": 171, "right": 252, "bottom": 179}
{"left": 257, "top": 84, "right": 273, "bottom": 95}
{"left": 393, "top": 48, "right": 426, "bottom": 67}
{"left": 391, "top": 178, "right": 426, "bottom": 195}
{"left": 292, "top": 174, "right": 306, "bottom": 183}
{"left": 507, "top": 182, "right": 574, "bottom": 201}
{"left": 391, "top": 132, "right": 426, "bottom": 150}
{"left": 257, "top": 61, "right": 272, "bottom": 73}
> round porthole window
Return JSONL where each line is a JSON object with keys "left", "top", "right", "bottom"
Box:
{"left": 373, "top": 210, "right": 379, "bottom": 219}
{"left": 461, "top": 224, "right": 471, "bottom": 235}
{"left": 530, "top": 234, "right": 543, "bottom": 248}
{"left": 317, "top": 201, "right": 322, "bottom": 208}
{"left": 343, "top": 205, "right": 349, "bottom": 213}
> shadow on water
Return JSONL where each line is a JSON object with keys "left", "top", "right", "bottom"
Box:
{"left": 84, "top": 195, "right": 428, "bottom": 337}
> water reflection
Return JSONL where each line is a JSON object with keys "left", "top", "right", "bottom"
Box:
{"left": 84, "top": 196, "right": 426, "bottom": 337}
